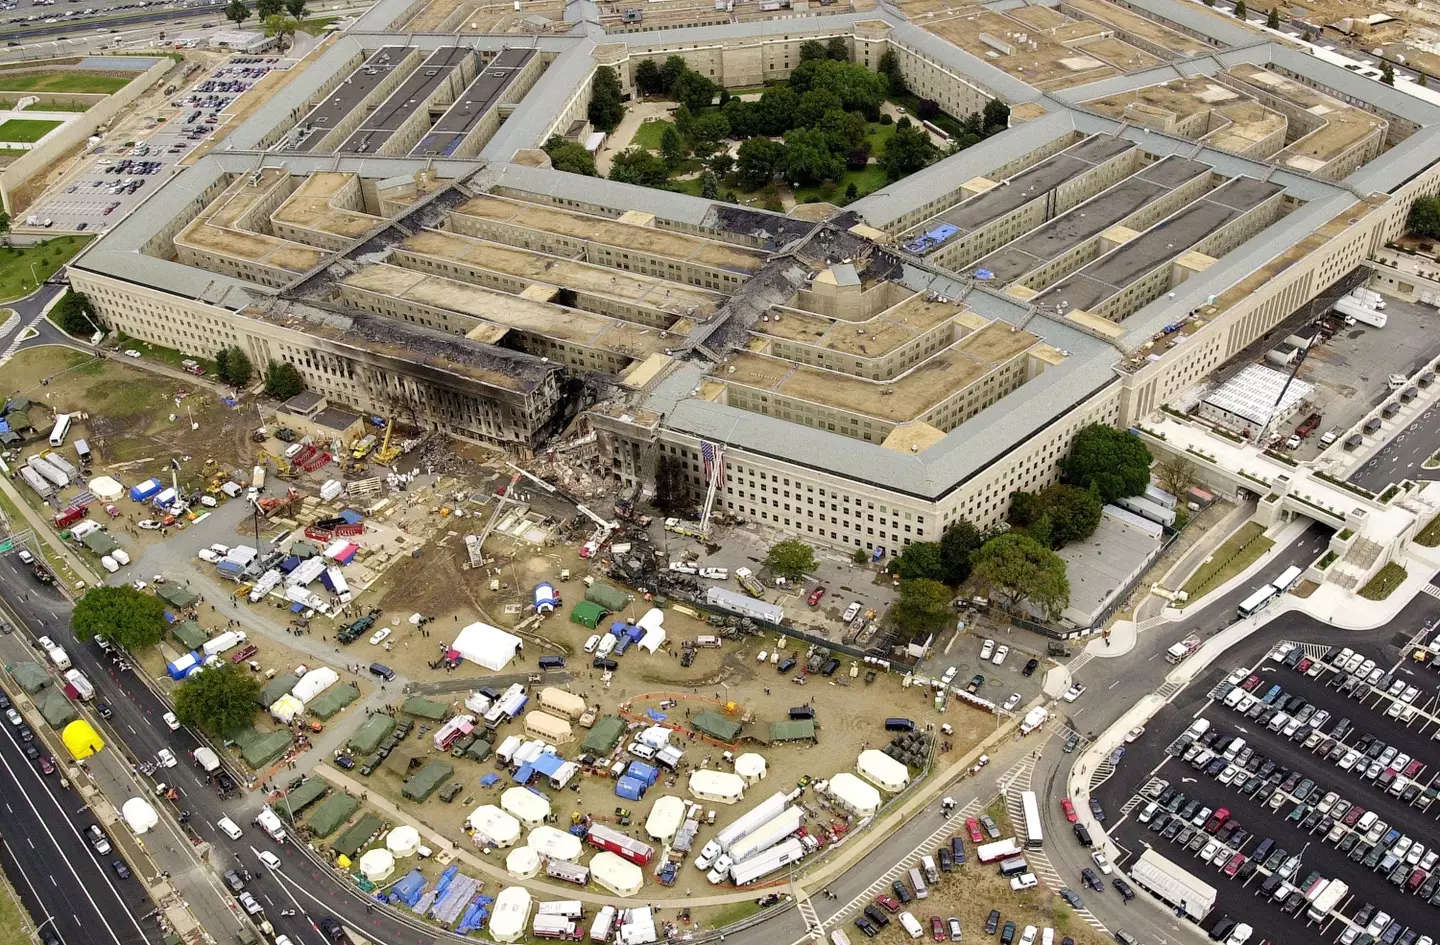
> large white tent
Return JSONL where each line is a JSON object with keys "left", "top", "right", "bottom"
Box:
{"left": 527, "top": 825, "right": 582, "bottom": 861}
{"left": 856, "top": 749, "right": 910, "bottom": 793}
{"left": 644, "top": 795, "right": 686, "bottom": 840}
{"left": 450, "top": 622, "right": 522, "bottom": 671}
{"left": 291, "top": 666, "right": 339, "bottom": 703}
{"left": 734, "top": 753, "right": 767, "bottom": 784}
{"left": 490, "top": 886, "right": 533, "bottom": 943}
{"left": 386, "top": 825, "right": 421, "bottom": 857}
{"left": 88, "top": 476, "right": 123, "bottom": 502}
{"left": 636, "top": 608, "right": 666, "bottom": 654}
{"left": 689, "top": 769, "right": 745, "bottom": 804}
{"left": 506, "top": 845, "right": 540, "bottom": 878}
{"left": 590, "top": 852, "right": 644, "bottom": 897}
{"left": 501, "top": 787, "right": 552, "bottom": 826}
{"left": 269, "top": 694, "right": 304, "bottom": 724}
{"left": 359, "top": 848, "right": 395, "bottom": 881}
{"left": 827, "top": 772, "right": 881, "bottom": 817}
{"left": 467, "top": 805, "right": 521, "bottom": 848}
{"left": 121, "top": 798, "right": 158, "bottom": 834}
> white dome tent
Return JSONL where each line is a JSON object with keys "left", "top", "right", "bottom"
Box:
{"left": 386, "top": 825, "right": 421, "bottom": 857}
{"left": 450, "top": 622, "right": 523, "bottom": 671}
{"left": 501, "top": 787, "right": 551, "bottom": 826}
{"left": 527, "top": 825, "right": 583, "bottom": 861}
{"left": 856, "top": 749, "right": 910, "bottom": 793}
{"left": 590, "top": 851, "right": 644, "bottom": 897}
{"left": 490, "top": 886, "right": 533, "bottom": 943}
{"left": 644, "top": 795, "right": 686, "bottom": 841}
{"left": 506, "top": 845, "right": 541, "bottom": 879}
{"left": 734, "top": 753, "right": 767, "bottom": 783}
{"left": 359, "top": 848, "right": 395, "bottom": 882}
{"left": 827, "top": 772, "right": 881, "bottom": 817}
{"left": 689, "top": 769, "right": 745, "bottom": 804}
{"left": 121, "top": 798, "right": 158, "bottom": 835}
{"left": 467, "top": 805, "right": 521, "bottom": 848}
{"left": 88, "top": 476, "right": 124, "bottom": 502}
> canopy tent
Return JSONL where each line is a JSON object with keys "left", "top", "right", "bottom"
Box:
{"left": 37, "top": 688, "right": 78, "bottom": 728}
{"left": 359, "top": 848, "right": 395, "bottom": 882}
{"left": 61, "top": 719, "right": 104, "bottom": 759}
{"left": 307, "top": 794, "right": 361, "bottom": 837}
{"left": 538, "top": 687, "right": 587, "bottom": 720}
{"left": 81, "top": 530, "right": 119, "bottom": 556}
{"left": 333, "top": 813, "right": 382, "bottom": 858}
{"left": 121, "top": 799, "right": 158, "bottom": 834}
{"left": 583, "top": 716, "right": 625, "bottom": 754}
{"left": 270, "top": 694, "right": 305, "bottom": 724}
{"left": 734, "top": 753, "right": 767, "bottom": 783}
{"left": 291, "top": 667, "right": 340, "bottom": 703}
{"left": 240, "top": 729, "right": 292, "bottom": 767}
{"left": 636, "top": 607, "right": 665, "bottom": 653}
{"left": 524, "top": 711, "right": 573, "bottom": 743}
{"left": 489, "top": 886, "right": 532, "bottom": 943}
{"left": 467, "top": 805, "right": 521, "bottom": 848}
{"left": 691, "top": 710, "right": 742, "bottom": 743}
{"left": 585, "top": 582, "right": 629, "bottom": 612}
{"left": 157, "top": 584, "right": 199, "bottom": 609}
{"left": 400, "top": 696, "right": 448, "bottom": 720}
{"left": 527, "top": 825, "right": 582, "bottom": 862}
{"left": 570, "top": 601, "right": 604, "bottom": 628}
{"left": 638, "top": 626, "right": 666, "bottom": 654}
{"left": 259, "top": 673, "right": 300, "bottom": 706}
{"left": 857, "top": 749, "right": 911, "bottom": 793}
{"left": 501, "top": 786, "right": 551, "bottom": 826}
{"left": 827, "top": 772, "right": 881, "bottom": 817}
{"left": 386, "top": 825, "right": 421, "bottom": 857}
{"left": 88, "top": 476, "right": 124, "bottom": 501}
{"left": 281, "top": 778, "right": 329, "bottom": 818}
{"left": 769, "top": 719, "right": 816, "bottom": 743}
{"left": 402, "top": 759, "right": 454, "bottom": 802}
{"left": 11, "top": 662, "right": 49, "bottom": 693}
{"left": 644, "top": 795, "right": 686, "bottom": 841}
{"left": 308, "top": 684, "right": 359, "bottom": 719}
{"left": 348, "top": 714, "right": 396, "bottom": 754}
{"left": 450, "top": 622, "right": 522, "bottom": 671}
{"left": 171, "top": 620, "right": 209, "bottom": 650}
{"left": 505, "top": 845, "right": 540, "bottom": 879}
{"left": 590, "top": 851, "right": 644, "bottom": 897}
{"left": 689, "top": 769, "right": 745, "bottom": 804}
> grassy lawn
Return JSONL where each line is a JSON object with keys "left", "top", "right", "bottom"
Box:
{"left": 0, "top": 868, "right": 33, "bottom": 945}
{"left": 299, "top": 15, "right": 339, "bottom": 33}
{"left": 1360, "top": 562, "right": 1407, "bottom": 601}
{"left": 0, "top": 118, "right": 60, "bottom": 144}
{"left": 0, "top": 236, "right": 91, "bottom": 302}
{"left": 0, "top": 71, "right": 129, "bottom": 95}
{"left": 630, "top": 117, "right": 674, "bottom": 151}
{"left": 24, "top": 101, "right": 89, "bottom": 112}
{"left": 1417, "top": 513, "right": 1440, "bottom": 546}
{"left": 1179, "top": 521, "right": 1273, "bottom": 605}
{"left": 706, "top": 900, "right": 765, "bottom": 928}
{"left": 112, "top": 331, "right": 217, "bottom": 378}
{"left": 793, "top": 164, "right": 889, "bottom": 204}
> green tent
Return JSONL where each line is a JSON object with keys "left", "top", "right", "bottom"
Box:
{"left": 570, "top": 601, "right": 604, "bottom": 629}
{"left": 308, "top": 684, "right": 359, "bottom": 719}
{"left": 12, "top": 662, "right": 50, "bottom": 694}
{"left": 582, "top": 716, "right": 625, "bottom": 755}
{"left": 157, "top": 585, "right": 200, "bottom": 609}
{"left": 36, "top": 688, "right": 77, "bottom": 728}
{"left": 465, "top": 740, "right": 492, "bottom": 762}
{"left": 347, "top": 715, "right": 396, "bottom": 755}
{"left": 241, "top": 730, "right": 292, "bottom": 768}
{"left": 172, "top": 620, "right": 209, "bottom": 650}
{"left": 81, "top": 530, "right": 119, "bottom": 556}
{"left": 259, "top": 673, "right": 300, "bottom": 707}
{"left": 306, "top": 794, "right": 361, "bottom": 838}
{"left": 332, "top": 812, "right": 382, "bottom": 857}
{"left": 279, "top": 777, "right": 330, "bottom": 819}
{"left": 402, "top": 759, "right": 454, "bottom": 802}
{"left": 692, "top": 710, "right": 742, "bottom": 742}
{"left": 585, "top": 582, "right": 629, "bottom": 613}
{"left": 289, "top": 540, "right": 320, "bottom": 559}
{"left": 400, "top": 696, "right": 448, "bottom": 721}
{"left": 768, "top": 718, "right": 816, "bottom": 743}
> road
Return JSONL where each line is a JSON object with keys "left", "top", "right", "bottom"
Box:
{"left": 1349, "top": 399, "right": 1440, "bottom": 491}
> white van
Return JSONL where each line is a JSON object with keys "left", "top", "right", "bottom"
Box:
{"left": 1222, "top": 737, "right": 1246, "bottom": 761}
{"left": 1267, "top": 712, "right": 1290, "bottom": 732}
{"left": 46, "top": 646, "right": 71, "bottom": 671}
{"left": 898, "top": 912, "right": 924, "bottom": 940}
{"left": 830, "top": 930, "right": 853, "bottom": 945}
{"left": 1011, "top": 873, "right": 1038, "bottom": 891}
{"left": 1185, "top": 718, "right": 1211, "bottom": 739}
{"left": 64, "top": 669, "right": 94, "bottom": 701}
{"left": 908, "top": 867, "right": 928, "bottom": 899}
{"left": 255, "top": 807, "right": 287, "bottom": 843}
{"left": 217, "top": 817, "right": 243, "bottom": 840}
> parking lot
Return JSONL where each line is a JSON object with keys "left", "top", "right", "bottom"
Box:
{"left": 25, "top": 55, "right": 283, "bottom": 232}
{"left": 922, "top": 631, "right": 1051, "bottom": 714}
{"left": 1094, "top": 629, "right": 1440, "bottom": 945}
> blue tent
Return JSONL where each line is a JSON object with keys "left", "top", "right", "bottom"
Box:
{"left": 129, "top": 478, "right": 162, "bottom": 502}
{"left": 610, "top": 620, "right": 628, "bottom": 638}
{"left": 624, "top": 624, "right": 645, "bottom": 642}
{"left": 615, "top": 776, "right": 646, "bottom": 801}
{"left": 646, "top": 709, "right": 667, "bottom": 722}
{"left": 479, "top": 773, "right": 500, "bottom": 787}
{"left": 280, "top": 555, "right": 301, "bottom": 573}
{"left": 626, "top": 761, "right": 658, "bottom": 786}
{"left": 531, "top": 753, "right": 566, "bottom": 777}
{"left": 387, "top": 871, "right": 426, "bottom": 907}
{"left": 456, "top": 895, "right": 493, "bottom": 934}
{"left": 513, "top": 764, "right": 534, "bottom": 784}
{"left": 340, "top": 509, "right": 364, "bottom": 525}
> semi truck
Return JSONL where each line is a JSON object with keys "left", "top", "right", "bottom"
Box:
{"left": 695, "top": 792, "right": 788, "bottom": 868}
{"left": 1334, "top": 296, "right": 1386, "bottom": 328}
{"left": 727, "top": 837, "right": 806, "bottom": 885}
{"left": 725, "top": 806, "right": 803, "bottom": 864}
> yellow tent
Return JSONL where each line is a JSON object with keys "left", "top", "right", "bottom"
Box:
{"left": 62, "top": 719, "right": 104, "bottom": 759}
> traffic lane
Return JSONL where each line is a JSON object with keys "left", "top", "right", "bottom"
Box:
{"left": 1352, "top": 407, "right": 1440, "bottom": 490}
{"left": 263, "top": 854, "right": 449, "bottom": 945}
{"left": 0, "top": 711, "right": 155, "bottom": 945}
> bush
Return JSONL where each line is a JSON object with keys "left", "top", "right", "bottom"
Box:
{"left": 879, "top": 114, "right": 893, "bottom": 125}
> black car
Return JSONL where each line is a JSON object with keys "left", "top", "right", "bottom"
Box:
{"left": 951, "top": 836, "right": 966, "bottom": 863}
{"left": 111, "top": 860, "right": 131, "bottom": 880}
{"left": 1022, "top": 658, "right": 1039, "bottom": 677}
{"left": 985, "top": 910, "right": 1001, "bottom": 934}
{"left": 317, "top": 917, "right": 348, "bottom": 944}
{"left": 1001, "top": 921, "right": 1016, "bottom": 945}
{"left": 892, "top": 880, "right": 913, "bottom": 904}
{"left": 96, "top": 701, "right": 113, "bottom": 719}
{"left": 938, "top": 848, "right": 953, "bottom": 872}
{"left": 854, "top": 916, "right": 879, "bottom": 938}
{"left": 1089, "top": 798, "right": 1105, "bottom": 821}
{"left": 1209, "top": 917, "right": 1236, "bottom": 941}
{"left": 777, "top": 659, "right": 797, "bottom": 673}
{"left": 1112, "top": 878, "right": 1134, "bottom": 901}
{"left": 17, "top": 725, "right": 33, "bottom": 743}
{"left": 0, "top": 693, "right": 9, "bottom": 710}
{"left": 1081, "top": 868, "right": 1103, "bottom": 892}
{"left": 1074, "top": 823, "right": 1092, "bottom": 847}
{"left": 863, "top": 906, "right": 890, "bottom": 928}
{"left": 1162, "top": 818, "right": 1183, "bottom": 840}
{"left": 22, "top": 742, "right": 39, "bottom": 761}
{"left": 1059, "top": 889, "right": 1084, "bottom": 909}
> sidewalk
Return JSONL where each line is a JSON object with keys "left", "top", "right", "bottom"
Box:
{"left": 1135, "top": 500, "right": 1256, "bottom": 623}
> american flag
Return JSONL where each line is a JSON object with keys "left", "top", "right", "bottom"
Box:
{"left": 701, "top": 440, "right": 726, "bottom": 488}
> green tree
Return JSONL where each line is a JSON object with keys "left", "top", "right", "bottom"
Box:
{"left": 588, "top": 66, "right": 626, "bottom": 132}
{"left": 709, "top": 152, "right": 735, "bottom": 179}
{"left": 263, "top": 14, "right": 298, "bottom": 50}
{"left": 221, "top": 345, "right": 253, "bottom": 386}
{"left": 970, "top": 533, "right": 1070, "bottom": 619}
{"left": 263, "top": 359, "right": 305, "bottom": 399}
{"left": 939, "top": 517, "right": 981, "bottom": 585}
{"left": 226, "top": 0, "right": 251, "bottom": 23}
{"left": 826, "top": 36, "right": 849, "bottom": 61}
{"left": 1156, "top": 455, "right": 1197, "bottom": 499}
{"left": 660, "top": 55, "right": 689, "bottom": 92}
{"left": 1059, "top": 423, "right": 1153, "bottom": 504}
{"left": 881, "top": 118, "right": 937, "bottom": 179}
{"left": 174, "top": 663, "right": 261, "bottom": 737}
{"left": 690, "top": 112, "right": 731, "bottom": 153}
{"left": 671, "top": 70, "right": 717, "bottom": 112}
{"left": 53, "top": 290, "right": 99, "bottom": 337}
{"left": 1203, "top": 0, "right": 1214, "bottom": 6}
{"left": 72, "top": 585, "right": 166, "bottom": 650}
{"left": 256, "top": 0, "right": 283, "bottom": 16}
{"left": 798, "top": 39, "right": 829, "bottom": 62}
{"left": 894, "top": 577, "right": 953, "bottom": 631}
{"left": 1265, "top": 6, "right": 1279, "bottom": 27}
{"left": 737, "top": 136, "right": 785, "bottom": 190}
{"left": 0, "top": 210, "right": 10, "bottom": 245}
{"left": 1232, "top": 0, "right": 1246, "bottom": 18}
{"left": 1409, "top": 195, "right": 1440, "bottom": 238}
{"left": 652, "top": 454, "right": 689, "bottom": 513}
{"left": 877, "top": 48, "right": 907, "bottom": 96}
{"left": 852, "top": 547, "right": 870, "bottom": 565}
{"left": 789, "top": 59, "right": 887, "bottom": 118}
{"left": 700, "top": 169, "right": 720, "bottom": 200}
{"left": 793, "top": 89, "right": 843, "bottom": 130}
{"left": 982, "top": 97, "right": 1010, "bottom": 133}
{"left": 765, "top": 538, "right": 816, "bottom": 580}
{"left": 1381, "top": 61, "right": 1395, "bottom": 86}
{"left": 845, "top": 181, "right": 859, "bottom": 202}
{"left": 660, "top": 124, "right": 688, "bottom": 167}
{"left": 608, "top": 148, "right": 670, "bottom": 187}
{"left": 1421, "top": 73, "right": 1429, "bottom": 88}
{"left": 890, "top": 541, "right": 946, "bottom": 581}
{"left": 1035, "top": 484, "right": 1102, "bottom": 548}
{"left": 635, "top": 58, "right": 663, "bottom": 96}
{"left": 783, "top": 126, "right": 844, "bottom": 185}
{"left": 543, "top": 135, "right": 598, "bottom": 176}
{"left": 284, "top": 0, "right": 306, "bottom": 16}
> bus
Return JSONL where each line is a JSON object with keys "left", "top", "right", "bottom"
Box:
{"left": 1021, "top": 791, "right": 1043, "bottom": 849}
{"left": 1237, "top": 585, "right": 1278, "bottom": 618}
{"left": 1271, "top": 566, "right": 1302, "bottom": 594}
{"left": 48, "top": 413, "right": 72, "bottom": 447}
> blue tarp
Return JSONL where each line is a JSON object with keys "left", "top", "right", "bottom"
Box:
{"left": 531, "top": 753, "right": 566, "bottom": 777}
{"left": 432, "top": 865, "right": 458, "bottom": 901}
{"left": 340, "top": 509, "right": 363, "bottom": 525}
{"left": 569, "top": 823, "right": 588, "bottom": 836}
{"left": 280, "top": 555, "right": 301, "bottom": 573}
{"left": 291, "top": 602, "right": 305, "bottom": 613}
{"left": 387, "top": 871, "right": 426, "bottom": 907}
{"left": 646, "top": 709, "right": 667, "bottom": 722}
{"left": 624, "top": 624, "right": 645, "bottom": 642}
{"left": 478, "top": 773, "right": 499, "bottom": 787}
{"left": 220, "top": 396, "right": 238, "bottom": 407}
{"left": 610, "top": 620, "right": 628, "bottom": 637}
{"left": 615, "top": 776, "right": 646, "bottom": 801}
{"left": 0, "top": 420, "right": 8, "bottom": 434}
{"left": 513, "top": 764, "right": 534, "bottom": 784}
{"left": 626, "top": 761, "right": 658, "bottom": 786}
{"left": 455, "top": 894, "right": 493, "bottom": 934}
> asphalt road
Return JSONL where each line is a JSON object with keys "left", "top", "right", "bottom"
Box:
{"left": 1349, "top": 399, "right": 1440, "bottom": 491}
{"left": 0, "top": 697, "right": 157, "bottom": 945}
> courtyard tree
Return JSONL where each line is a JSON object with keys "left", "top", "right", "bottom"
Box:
{"left": 670, "top": 70, "right": 717, "bottom": 112}
{"left": 894, "top": 577, "right": 953, "bottom": 631}
{"left": 939, "top": 516, "right": 982, "bottom": 585}
{"left": 660, "top": 124, "right": 688, "bottom": 167}
{"left": 982, "top": 97, "right": 1010, "bottom": 133}
{"left": 263, "top": 359, "right": 305, "bottom": 399}
{"left": 783, "top": 126, "right": 844, "bottom": 185}
{"left": 890, "top": 541, "right": 946, "bottom": 582}
{"left": 737, "top": 136, "right": 785, "bottom": 190}
{"left": 216, "top": 345, "right": 253, "bottom": 386}
{"left": 1265, "top": 6, "right": 1279, "bottom": 27}
{"left": 798, "top": 39, "right": 829, "bottom": 62}
{"left": 877, "top": 49, "right": 907, "bottom": 96}
{"left": 700, "top": 170, "right": 720, "bottom": 199}
{"left": 72, "top": 585, "right": 166, "bottom": 650}
{"left": 635, "top": 58, "right": 663, "bottom": 96}
{"left": 1409, "top": 195, "right": 1440, "bottom": 238}
{"left": 1232, "top": 0, "right": 1246, "bottom": 19}
{"left": 543, "top": 135, "right": 597, "bottom": 176}
{"left": 708, "top": 152, "right": 735, "bottom": 179}
{"left": 175, "top": 663, "right": 261, "bottom": 737}
{"left": 1156, "top": 455, "right": 1198, "bottom": 499}
{"left": 826, "top": 36, "right": 849, "bottom": 61}
{"left": 970, "top": 533, "right": 1070, "bottom": 620}
{"left": 588, "top": 66, "right": 626, "bottom": 132}
{"left": 765, "top": 538, "right": 816, "bottom": 580}
{"left": 1381, "top": 61, "right": 1395, "bottom": 86}
{"left": 881, "top": 118, "right": 937, "bottom": 179}
{"left": 660, "top": 55, "right": 688, "bottom": 92}
{"left": 608, "top": 148, "right": 669, "bottom": 187}
{"left": 1059, "top": 423, "right": 1153, "bottom": 504}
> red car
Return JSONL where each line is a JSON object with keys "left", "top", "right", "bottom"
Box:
{"left": 1296, "top": 658, "right": 1312, "bottom": 674}
{"left": 37, "top": 755, "right": 55, "bottom": 775}
{"left": 1223, "top": 853, "right": 1245, "bottom": 877}
{"left": 1060, "top": 798, "right": 1078, "bottom": 823}
{"left": 1240, "top": 674, "right": 1262, "bottom": 691}
{"left": 875, "top": 896, "right": 900, "bottom": 914}
{"left": 930, "top": 916, "right": 946, "bottom": 942}
{"left": 807, "top": 587, "right": 826, "bottom": 607}
{"left": 966, "top": 818, "right": 983, "bottom": 843}
{"left": 1404, "top": 759, "right": 1425, "bottom": 778}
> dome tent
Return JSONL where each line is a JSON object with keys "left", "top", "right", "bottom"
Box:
{"left": 490, "top": 886, "right": 533, "bottom": 943}
{"left": 506, "top": 845, "right": 540, "bottom": 878}
{"left": 827, "top": 772, "right": 881, "bottom": 817}
{"left": 689, "top": 769, "right": 745, "bottom": 804}
{"left": 360, "top": 848, "right": 395, "bottom": 881}
{"left": 501, "top": 786, "right": 551, "bottom": 825}
{"left": 527, "top": 825, "right": 583, "bottom": 861}
{"left": 644, "top": 795, "right": 686, "bottom": 841}
{"left": 386, "top": 825, "right": 421, "bottom": 857}
{"left": 734, "top": 752, "right": 767, "bottom": 783}
{"left": 856, "top": 749, "right": 910, "bottom": 793}
{"left": 590, "top": 851, "right": 644, "bottom": 897}
{"left": 121, "top": 798, "right": 158, "bottom": 834}
{"left": 467, "top": 805, "right": 521, "bottom": 848}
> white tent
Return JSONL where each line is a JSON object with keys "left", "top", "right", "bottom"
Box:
{"left": 88, "top": 476, "right": 124, "bottom": 501}
{"left": 689, "top": 769, "right": 746, "bottom": 804}
{"left": 490, "top": 886, "right": 533, "bottom": 943}
{"left": 636, "top": 607, "right": 664, "bottom": 632}
{"left": 827, "top": 772, "right": 881, "bottom": 817}
{"left": 638, "top": 626, "right": 666, "bottom": 654}
{"left": 527, "top": 825, "right": 583, "bottom": 862}
{"left": 450, "top": 622, "right": 522, "bottom": 671}
{"left": 506, "top": 845, "right": 540, "bottom": 878}
{"left": 386, "top": 825, "right": 421, "bottom": 857}
{"left": 269, "top": 694, "right": 304, "bottom": 724}
{"left": 501, "top": 787, "right": 552, "bottom": 826}
{"left": 359, "top": 848, "right": 395, "bottom": 881}
{"left": 121, "top": 798, "right": 158, "bottom": 834}
{"left": 291, "top": 666, "right": 339, "bottom": 703}
{"left": 590, "top": 851, "right": 644, "bottom": 897}
{"left": 644, "top": 795, "right": 686, "bottom": 840}
{"left": 467, "top": 805, "right": 521, "bottom": 848}
{"left": 734, "top": 753, "right": 767, "bottom": 783}
{"left": 857, "top": 749, "right": 910, "bottom": 793}
{"left": 538, "top": 687, "right": 587, "bottom": 720}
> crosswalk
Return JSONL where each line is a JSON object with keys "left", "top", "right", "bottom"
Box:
{"left": 1068, "top": 651, "right": 1095, "bottom": 675}
{"left": 1087, "top": 757, "right": 1118, "bottom": 793}
{"left": 1156, "top": 679, "right": 1183, "bottom": 701}
{"left": 1136, "top": 615, "right": 1167, "bottom": 633}
{"left": 1002, "top": 788, "right": 1109, "bottom": 934}
{"left": 997, "top": 752, "right": 1038, "bottom": 794}
{"left": 794, "top": 887, "right": 821, "bottom": 940}
{"left": 1422, "top": 584, "right": 1440, "bottom": 601}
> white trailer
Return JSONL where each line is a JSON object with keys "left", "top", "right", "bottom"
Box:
{"left": 28, "top": 456, "right": 70, "bottom": 489}
{"left": 695, "top": 792, "right": 788, "bottom": 866}
{"left": 726, "top": 807, "right": 803, "bottom": 863}
{"left": 43, "top": 451, "right": 78, "bottom": 480}
{"left": 19, "top": 466, "right": 52, "bottom": 498}
{"left": 728, "top": 837, "right": 806, "bottom": 885}
{"left": 1335, "top": 296, "right": 1386, "bottom": 327}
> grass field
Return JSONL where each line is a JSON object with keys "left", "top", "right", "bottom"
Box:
{"left": 1360, "top": 562, "right": 1407, "bottom": 601}
{"left": 24, "top": 101, "right": 90, "bottom": 112}
{"left": 631, "top": 117, "right": 674, "bottom": 151}
{"left": 1179, "top": 520, "right": 1273, "bottom": 605}
{"left": 0, "top": 118, "right": 60, "bottom": 144}
{"left": 0, "top": 71, "right": 129, "bottom": 95}
{"left": 0, "top": 860, "right": 34, "bottom": 945}
{"left": 0, "top": 235, "right": 91, "bottom": 301}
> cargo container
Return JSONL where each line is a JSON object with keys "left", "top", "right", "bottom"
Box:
{"left": 728, "top": 837, "right": 806, "bottom": 885}
{"left": 28, "top": 456, "right": 70, "bottom": 489}
{"left": 727, "top": 807, "right": 804, "bottom": 864}
{"left": 19, "top": 466, "right": 52, "bottom": 498}
{"left": 43, "top": 451, "right": 78, "bottom": 480}
{"left": 585, "top": 823, "right": 654, "bottom": 866}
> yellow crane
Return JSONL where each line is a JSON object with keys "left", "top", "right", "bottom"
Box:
{"left": 375, "top": 418, "right": 400, "bottom": 465}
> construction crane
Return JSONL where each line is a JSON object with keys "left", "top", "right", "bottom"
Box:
{"left": 375, "top": 418, "right": 400, "bottom": 465}
{"left": 471, "top": 470, "right": 523, "bottom": 567}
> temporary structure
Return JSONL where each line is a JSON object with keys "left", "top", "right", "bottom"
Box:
{"left": 88, "top": 476, "right": 124, "bottom": 501}
{"left": 291, "top": 667, "right": 339, "bottom": 703}
{"left": 467, "top": 805, "right": 521, "bottom": 848}
{"left": 636, "top": 607, "right": 665, "bottom": 653}
{"left": 538, "top": 687, "right": 587, "bottom": 720}
{"left": 386, "top": 825, "right": 421, "bottom": 857}
{"left": 506, "top": 845, "right": 541, "bottom": 879}
{"left": 450, "top": 622, "right": 523, "bottom": 671}
{"left": 827, "top": 772, "right": 881, "bottom": 817}
{"left": 523, "top": 711, "right": 574, "bottom": 743}
{"left": 61, "top": 719, "right": 104, "bottom": 759}
{"left": 489, "top": 886, "right": 533, "bottom": 943}
{"left": 590, "top": 851, "right": 644, "bottom": 897}
{"left": 269, "top": 694, "right": 305, "bottom": 724}
{"left": 501, "top": 787, "right": 552, "bottom": 826}
{"left": 359, "top": 848, "right": 395, "bottom": 881}
{"left": 734, "top": 753, "right": 767, "bottom": 783}
{"left": 121, "top": 798, "right": 158, "bottom": 834}
{"left": 689, "top": 769, "right": 745, "bottom": 804}
{"left": 644, "top": 795, "right": 686, "bottom": 841}
{"left": 856, "top": 749, "right": 911, "bottom": 793}
{"left": 528, "top": 825, "right": 583, "bottom": 861}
